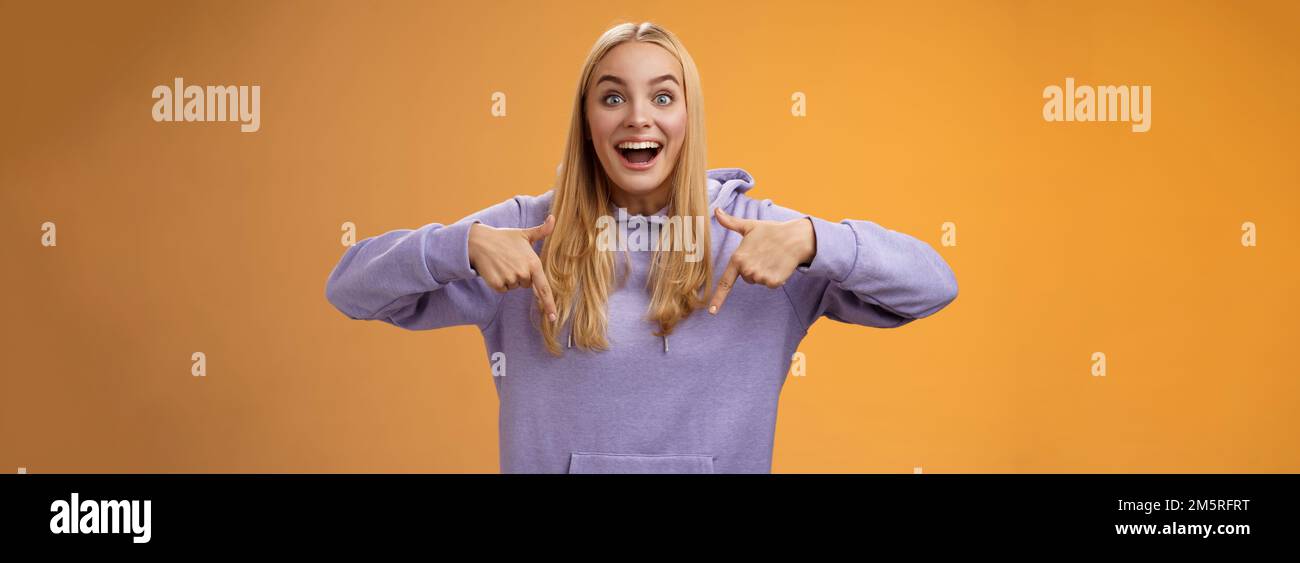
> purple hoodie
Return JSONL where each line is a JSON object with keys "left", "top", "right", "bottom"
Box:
{"left": 325, "top": 168, "right": 958, "bottom": 473}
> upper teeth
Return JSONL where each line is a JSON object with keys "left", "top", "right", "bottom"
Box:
{"left": 617, "top": 141, "right": 661, "bottom": 149}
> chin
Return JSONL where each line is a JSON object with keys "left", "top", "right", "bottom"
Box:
{"left": 610, "top": 173, "right": 666, "bottom": 193}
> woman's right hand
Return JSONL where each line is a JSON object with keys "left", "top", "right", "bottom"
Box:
{"left": 468, "top": 214, "right": 558, "bottom": 323}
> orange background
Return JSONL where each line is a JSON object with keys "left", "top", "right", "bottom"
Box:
{"left": 2, "top": 0, "right": 1297, "bottom": 473}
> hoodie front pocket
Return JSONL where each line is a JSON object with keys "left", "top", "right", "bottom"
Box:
{"left": 567, "top": 451, "right": 716, "bottom": 474}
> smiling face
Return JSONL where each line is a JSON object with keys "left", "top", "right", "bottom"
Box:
{"left": 584, "top": 41, "right": 687, "bottom": 211}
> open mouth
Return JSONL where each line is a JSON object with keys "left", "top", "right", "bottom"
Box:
{"left": 615, "top": 142, "right": 663, "bottom": 170}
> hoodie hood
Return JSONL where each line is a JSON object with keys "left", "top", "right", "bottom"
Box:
{"left": 706, "top": 167, "right": 755, "bottom": 213}
{"left": 609, "top": 167, "right": 755, "bottom": 225}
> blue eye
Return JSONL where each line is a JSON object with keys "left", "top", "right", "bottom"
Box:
{"left": 603, "top": 92, "right": 673, "bottom": 106}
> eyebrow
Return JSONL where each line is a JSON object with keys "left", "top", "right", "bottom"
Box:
{"left": 595, "top": 74, "right": 680, "bottom": 88}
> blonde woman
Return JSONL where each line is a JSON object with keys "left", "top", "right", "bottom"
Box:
{"left": 325, "top": 22, "right": 958, "bottom": 473}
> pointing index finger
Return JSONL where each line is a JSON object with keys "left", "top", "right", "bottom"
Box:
{"left": 709, "top": 258, "right": 740, "bottom": 315}
{"left": 531, "top": 259, "right": 558, "bottom": 323}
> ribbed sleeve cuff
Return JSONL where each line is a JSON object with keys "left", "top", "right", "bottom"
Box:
{"left": 423, "top": 219, "right": 479, "bottom": 285}
{"left": 797, "top": 216, "right": 858, "bottom": 284}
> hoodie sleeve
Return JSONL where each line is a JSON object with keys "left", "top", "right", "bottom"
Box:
{"left": 756, "top": 199, "right": 959, "bottom": 330}
{"left": 324, "top": 196, "right": 526, "bottom": 331}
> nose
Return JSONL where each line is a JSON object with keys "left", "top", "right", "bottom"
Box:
{"left": 624, "top": 97, "right": 653, "bottom": 129}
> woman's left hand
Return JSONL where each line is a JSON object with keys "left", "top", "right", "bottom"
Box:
{"left": 708, "top": 207, "right": 817, "bottom": 314}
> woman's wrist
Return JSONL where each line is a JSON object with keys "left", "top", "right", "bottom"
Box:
{"left": 792, "top": 217, "right": 816, "bottom": 267}
{"left": 467, "top": 222, "right": 486, "bottom": 273}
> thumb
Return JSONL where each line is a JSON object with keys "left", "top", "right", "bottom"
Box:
{"left": 525, "top": 214, "right": 555, "bottom": 242}
{"left": 715, "top": 207, "right": 750, "bottom": 234}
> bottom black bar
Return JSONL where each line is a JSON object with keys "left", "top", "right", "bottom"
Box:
{"left": 3, "top": 474, "right": 1292, "bottom": 551}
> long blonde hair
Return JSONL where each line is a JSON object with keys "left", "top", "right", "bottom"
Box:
{"left": 538, "top": 21, "right": 712, "bottom": 356}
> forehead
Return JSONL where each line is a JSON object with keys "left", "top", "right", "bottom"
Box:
{"left": 589, "top": 41, "right": 682, "bottom": 88}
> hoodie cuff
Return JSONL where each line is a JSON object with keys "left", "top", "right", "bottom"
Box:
{"left": 797, "top": 215, "right": 857, "bottom": 284}
{"left": 423, "top": 219, "right": 480, "bottom": 285}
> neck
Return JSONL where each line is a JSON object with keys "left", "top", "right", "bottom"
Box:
{"left": 609, "top": 180, "right": 672, "bottom": 216}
